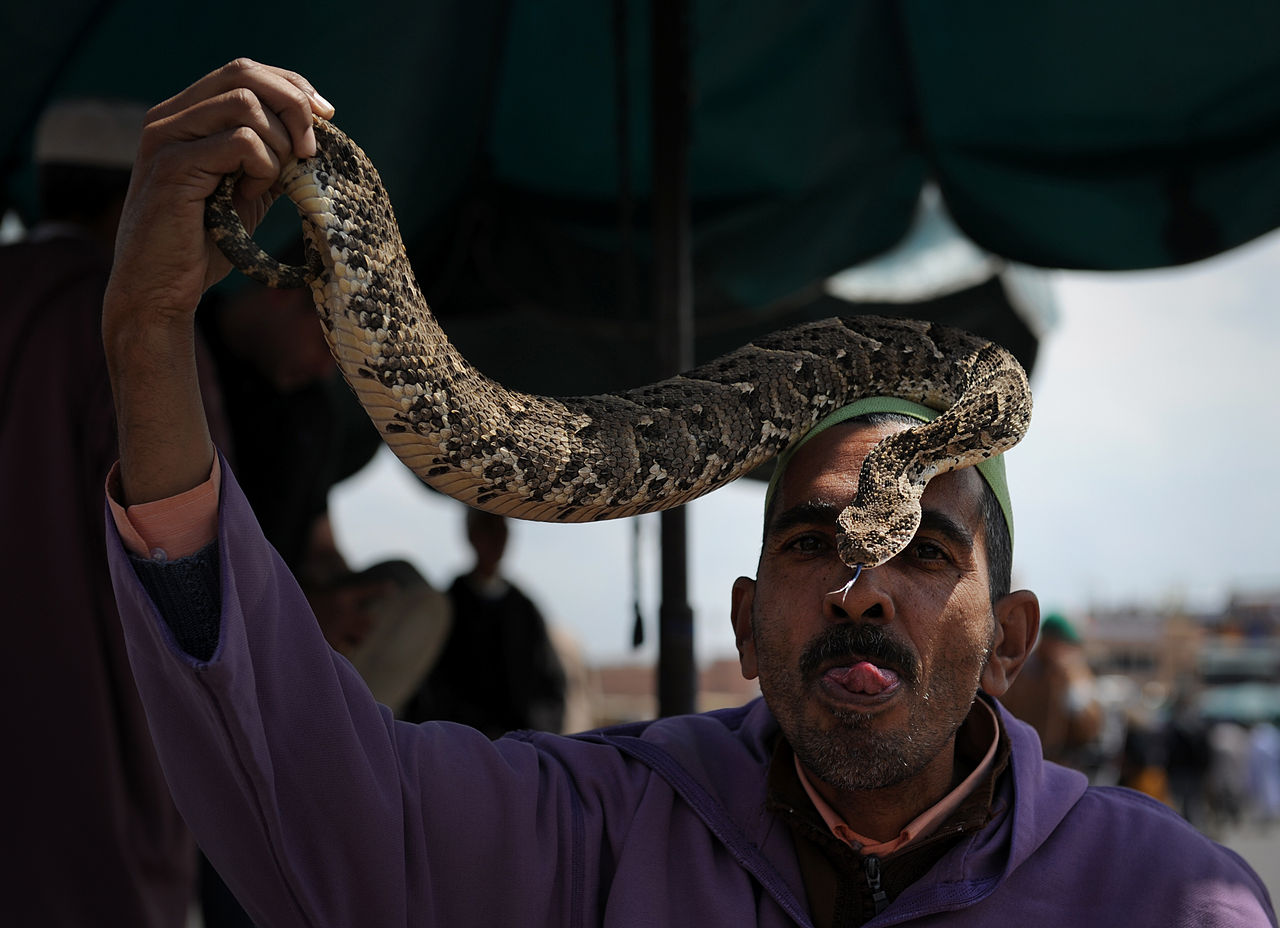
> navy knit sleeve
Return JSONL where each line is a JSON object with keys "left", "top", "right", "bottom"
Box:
{"left": 129, "top": 542, "right": 222, "bottom": 661}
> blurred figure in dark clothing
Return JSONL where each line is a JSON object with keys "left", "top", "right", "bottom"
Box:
{"left": 1166, "top": 693, "right": 1212, "bottom": 829}
{"left": 999, "top": 613, "right": 1102, "bottom": 772}
{"left": 404, "top": 507, "right": 566, "bottom": 737}
{"left": 0, "top": 98, "right": 229, "bottom": 928}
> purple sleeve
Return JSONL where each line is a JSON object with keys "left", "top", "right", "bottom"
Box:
{"left": 105, "top": 458, "right": 624, "bottom": 927}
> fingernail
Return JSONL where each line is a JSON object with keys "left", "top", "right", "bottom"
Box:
{"left": 290, "top": 125, "right": 317, "bottom": 159}
{"left": 311, "top": 90, "right": 335, "bottom": 114}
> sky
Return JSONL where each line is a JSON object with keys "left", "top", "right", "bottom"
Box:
{"left": 329, "top": 226, "right": 1280, "bottom": 666}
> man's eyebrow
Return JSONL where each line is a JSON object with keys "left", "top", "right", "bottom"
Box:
{"left": 917, "top": 507, "right": 975, "bottom": 549}
{"left": 765, "top": 500, "right": 842, "bottom": 539}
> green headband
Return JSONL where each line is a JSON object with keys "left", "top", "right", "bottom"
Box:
{"left": 763, "top": 396, "right": 1014, "bottom": 546}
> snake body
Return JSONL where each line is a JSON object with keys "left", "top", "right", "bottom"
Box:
{"left": 206, "top": 118, "right": 1032, "bottom": 569}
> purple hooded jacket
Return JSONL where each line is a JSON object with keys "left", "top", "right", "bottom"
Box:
{"left": 107, "top": 460, "right": 1275, "bottom": 927}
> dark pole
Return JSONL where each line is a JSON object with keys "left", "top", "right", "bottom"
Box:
{"left": 650, "top": 0, "right": 697, "bottom": 717}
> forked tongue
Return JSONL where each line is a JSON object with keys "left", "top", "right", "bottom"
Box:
{"left": 828, "top": 661, "right": 899, "bottom": 696}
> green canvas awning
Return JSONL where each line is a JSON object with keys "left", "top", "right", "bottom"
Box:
{"left": 6, "top": 1, "right": 1278, "bottom": 315}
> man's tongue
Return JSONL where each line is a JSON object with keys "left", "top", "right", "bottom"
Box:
{"left": 826, "top": 661, "right": 900, "bottom": 696}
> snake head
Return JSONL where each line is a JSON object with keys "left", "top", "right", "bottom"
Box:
{"left": 835, "top": 500, "right": 922, "bottom": 570}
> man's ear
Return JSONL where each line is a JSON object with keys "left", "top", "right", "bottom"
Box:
{"left": 731, "top": 576, "right": 759, "bottom": 681}
{"left": 980, "top": 589, "right": 1040, "bottom": 697}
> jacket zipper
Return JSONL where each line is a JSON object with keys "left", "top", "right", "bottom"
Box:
{"left": 864, "top": 853, "right": 889, "bottom": 916}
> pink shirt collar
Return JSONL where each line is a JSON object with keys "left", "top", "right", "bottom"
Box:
{"left": 793, "top": 697, "right": 1000, "bottom": 856}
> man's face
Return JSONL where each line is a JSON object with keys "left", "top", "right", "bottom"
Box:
{"left": 733, "top": 420, "right": 1002, "bottom": 798}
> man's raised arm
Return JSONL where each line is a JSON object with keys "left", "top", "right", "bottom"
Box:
{"left": 103, "top": 59, "right": 333, "bottom": 505}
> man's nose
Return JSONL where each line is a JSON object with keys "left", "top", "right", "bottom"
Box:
{"left": 822, "top": 565, "right": 894, "bottom": 623}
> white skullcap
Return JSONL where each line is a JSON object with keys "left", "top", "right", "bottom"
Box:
{"left": 33, "top": 98, "right": 150, "bottom": 169}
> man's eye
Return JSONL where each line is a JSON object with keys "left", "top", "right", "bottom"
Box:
{"left": 908, "top": 540, "right": 949, "bottom": 562}
{"left": 783, "top": 532, "right": 830, "bottom": 555}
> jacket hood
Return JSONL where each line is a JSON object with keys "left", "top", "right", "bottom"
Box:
{"left": 584, "top": 700, "right": 815, "bottom": 924}
{"left": 586, "top": 695, "right": 1090, "bottom": 920}
{"left": 594, "top": 699, "right": 780, "bottom": 837}
{"left": 990, "top": 699, "right": 1090, "bottom": 874}
{"left": 896, "top": 698, "right": 1090, "bottom": 915}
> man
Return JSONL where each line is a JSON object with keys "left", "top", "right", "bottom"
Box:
{"left": 0, "top": 98, "right": 206, "bottom": 927}
{"left": 403, "top": 507, "right": 567, "bottom": 736}
{"left": 999, "top": 611, "right": 1103, "bottom": 771}
{"left": 103, "top": 60, "right": 1274, "bottom": 926}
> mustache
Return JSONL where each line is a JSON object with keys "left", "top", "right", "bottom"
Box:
{"left": 798, "top": 623, "right": 920, "bottom": 686}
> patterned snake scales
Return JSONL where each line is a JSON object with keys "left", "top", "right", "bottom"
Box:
{"left": 206, "top": 118, "right": 1032, "bottom": 570}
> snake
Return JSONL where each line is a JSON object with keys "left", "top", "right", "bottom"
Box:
{"left": 205, "top": 117, "right": 1032, "bottom": 570}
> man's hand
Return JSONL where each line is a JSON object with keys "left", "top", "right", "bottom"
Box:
{"left": 104, "top": 59, "right": 334, "bottom": 506}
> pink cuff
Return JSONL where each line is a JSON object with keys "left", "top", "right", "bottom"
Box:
{"left": 106, "top": 456, "right": 221, "bottom": 561}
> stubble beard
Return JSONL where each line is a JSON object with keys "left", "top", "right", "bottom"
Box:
{"left": 760, "top": 618, "right": 994, "bottom": 794}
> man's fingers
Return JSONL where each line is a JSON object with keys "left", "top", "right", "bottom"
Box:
{"left": 107, "top": 58, "right": 334, "bottom": 322}
{"left": 148, "top": 92, "right": 295, "bottom": 202}
{"left": 151, "top": 88, "right": 290, "bottom": 165}
{"left": 148, "top": 58, "right": 333, "bottom": 159}
{"left": 147, "top": 57, "right": 331, "bottom": 123}
{"left": 144, "top": 125, "right": 281, "bottom": 206}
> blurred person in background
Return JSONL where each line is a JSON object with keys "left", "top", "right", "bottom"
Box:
{"left": 403, "top": 507, "right": 567, "bottom": 737}
{"left": 1247, "top": 720, "right": 1280, "bottom": 830}
{"left": 999, "top": 612, "right": 1102, "bottom": 773}
{"left": 0, "top": 98, "right": 229, "bottom": 927}
{"left": 1165, "top": 690, "right": 1213, "bottom": 829}
{"left": 1207, "top": 720, "right": 1252, "bottom": 834}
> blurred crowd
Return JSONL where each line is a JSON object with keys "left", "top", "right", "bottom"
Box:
{"left": 1000, "top": 612, "right": 1280, "bottom": 839}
